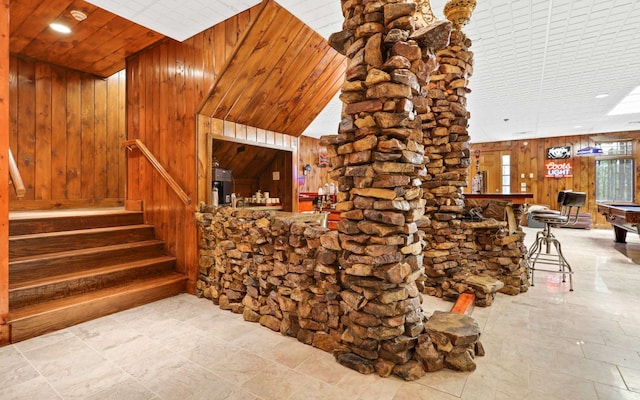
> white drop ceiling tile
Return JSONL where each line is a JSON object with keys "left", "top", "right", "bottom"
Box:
{"left": 84, "top": 0, "right": 640, "bottom": 142}
{"left": 276, "top": 0, "right": 343, "bottom": 39}
{"left": 86, "top": 0, "right": 261, "bottom": 41}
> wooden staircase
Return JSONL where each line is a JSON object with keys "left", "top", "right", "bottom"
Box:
{"left": 6, "top": 209, "right": 186, "bottom": 343}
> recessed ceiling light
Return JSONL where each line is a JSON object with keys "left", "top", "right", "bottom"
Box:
{"left": 595, "top": 94, "right": 609, "bottom": 99}
{"left": 70, "top": 10, "right": 87, "bottom": 21}
{"left": 50, "top": 23, "right": 71, "bottom": 34}
{"left": 574, "top": 125, "right": 583, "bottom": 128}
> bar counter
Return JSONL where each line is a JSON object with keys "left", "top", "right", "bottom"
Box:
{"left": 463, "top": 193, "right": 534, "bottom": 205}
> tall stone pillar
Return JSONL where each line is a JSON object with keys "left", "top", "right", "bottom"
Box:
{"left": 418, "top": 0, "right": 477, "bottom": 300}
{"left": 325, "top": 0, "right": 454, "bottom": 380}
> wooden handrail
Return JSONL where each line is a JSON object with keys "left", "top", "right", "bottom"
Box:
{"left": 123, "top": 139, "right": 192, "bottom": 205}
{"left": 8, "top": 148, "right": 26, "bottom": 199}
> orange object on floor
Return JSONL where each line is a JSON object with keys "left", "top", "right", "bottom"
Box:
{"left": 450, "top": 293, "right": 475, "bottom": 315}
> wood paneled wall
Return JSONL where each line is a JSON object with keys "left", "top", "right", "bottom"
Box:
{"left": 126, "top": 7, "right": 261, "bottom": 292}
{"left": 257, "top": 151, "right": 293, "bottom": 211}
{"left": 8, "top": 56, "right": 126, "bottom": 210}
{"left": 298, "top": 136, "right": 332, "bottom": 194}
{"left": 1, "top": 0, "right": 10, "bottom": 338}
{"left": 197, "top": 117, "right": 298, "bottom": 212}
{"left": 470, "top": 131, "right": 640, "bottom": 228}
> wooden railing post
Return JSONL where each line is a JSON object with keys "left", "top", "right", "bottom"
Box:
{"left": 123, "top": 139, "right": 192, "bottom": 206}
{"left": 8, "top": 148, "right": 26, "bottom": 199}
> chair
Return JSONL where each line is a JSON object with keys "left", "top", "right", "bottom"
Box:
{"left": 526, "top": 191, "right": 587, "bottom": 291}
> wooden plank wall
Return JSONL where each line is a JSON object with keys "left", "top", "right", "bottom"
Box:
{"left": 126, "top": 7, "right": 261, "bottom": 292}
{"left": 470, "top": 131, "right": 640, "bottom": 228}
{"left": 8, "top": 55, "right": 126, "bottom": 210}
{"left": 1, "top": 0, "right": 10, "bottom": 342}
{"left": 298, "top": 136, "right": 332, "bottom": 194}
{"left": 197, "top": 116, "right": 298, "bottom": 212}
{"left": 257, "top": 151, "right": 293, "bottom": 211}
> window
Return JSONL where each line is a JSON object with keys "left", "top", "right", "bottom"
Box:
{"left": 501, "top": 154, "right": 511, "bottom": 194}
{"left": 595, "top": 141, "right": 634, "bottom": 202}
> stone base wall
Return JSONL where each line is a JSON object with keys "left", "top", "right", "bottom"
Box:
{"left": 196, "top": 204, "right": 483, "bottom": 380}
{"left": 419, "top": 199, "right": 529, "bottom": 306}
{"left": 196, "top": 207, "right": 344, "bottom": 351}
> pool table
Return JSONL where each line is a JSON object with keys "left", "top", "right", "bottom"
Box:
{"left": 598, "top": 203, "right": 640, "bottom": 243}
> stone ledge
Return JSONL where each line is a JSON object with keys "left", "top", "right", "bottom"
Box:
{"left": 460, "top": 220, "right": 505, "bottom": 230}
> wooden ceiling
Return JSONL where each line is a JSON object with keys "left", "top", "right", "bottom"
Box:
{"left": 212, "top": 140, "right": 283, "bottom": 181}
{"left": 10, "top": 0, "right": 346, "bottom": 137}
{"left": 9, "top": 0, "right": 165, "bottom": 77}
{"left": 199, "top": 0, "right": 346, "bottom": 137}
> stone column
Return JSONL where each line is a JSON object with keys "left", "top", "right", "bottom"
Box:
{"left": 325, "top": 0, "right": 453, "bottom": 379}
{"left": 418, "top": 2, "right": 476, "bottom": 300}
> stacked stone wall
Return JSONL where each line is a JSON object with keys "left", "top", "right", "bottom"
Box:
{"left": 196, "top": 204, "right": 483, "bottom": 379}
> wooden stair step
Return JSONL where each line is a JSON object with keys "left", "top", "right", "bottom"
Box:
{"left": 9, "top": 224, "right": 156, "bottom": 258}
{"left": 9, "top": 256, "right": 177, "bottom": 309}
{"left": 8, "top": 273, "right": 187, "bottom": 343}
{"left": 10, "top": 240, "right": 167, "bottom": 282}
{"left": 9, "top": 210, "right": 144, "bottom": 236}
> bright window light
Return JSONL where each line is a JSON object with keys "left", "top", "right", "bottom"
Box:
{"left": 49, "top": 23, "right": 71, "bottom": 34}
{"left": 608, "top": 85, "right": 640, "bottom": 115}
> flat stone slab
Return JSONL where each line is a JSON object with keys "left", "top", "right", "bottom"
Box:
{"left": 463, "top": 275, "right": 505, "bottom": 294}
{"left": 425, "top": 311, "right": 481, "bottom": 346}
{"left": 460, "top": 220, "right": 505, "bottom": 229}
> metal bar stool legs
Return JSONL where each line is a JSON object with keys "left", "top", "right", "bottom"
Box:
{"left": 527, "top": 224, "right": 573, "bottom": 291}
{"left": 526, "top": 191, "right": 585, "bottom": 292}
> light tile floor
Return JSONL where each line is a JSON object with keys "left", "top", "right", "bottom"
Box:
{"left": 2, "top": 227, "right": 640, "bottom": 399}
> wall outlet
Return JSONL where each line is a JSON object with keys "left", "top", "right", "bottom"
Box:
{"left": 272, "top": 171, "right": 280, "bottom": 181}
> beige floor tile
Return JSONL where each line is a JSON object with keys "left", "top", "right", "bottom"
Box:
{"left": 0, "top": 375, "right": 62, "bottom": 400}
{"left": 294, "top": 350, "right": 347, "bottom": 385}
{"left": 121, "top": 350, "right": 242, "bottom": 400}
{"left": 3, "top": 227, "right": 640, "bottom": 399}
{"left": 619, "top": 366, "right": 640, "bottom": 393}
{"left": 602, "top": 330, "right": 640, "bottom": 353}
{"left": 412, "top": 368, "right": 468, "bottom": 397}
{"left": 528, "top": 366, "right": 598, "bottom": 400}
{"left": 553, "top": 352, "right": 626, "bottom": 388}
{"left": 182, "top": 339, "right": 275, "bottom": 385}
{"left": 287, "top": 376, "right": 357, "bottom": 400}
{"left": 392, "top": 382, "right": 460, "bottom": 400}
{"left": 241, "top": 362, "right": 311, "bottom": 400}
{"left": 255, "top": 336, "right": 316, "bottom": 369}
{"left": 582, "top": 341, "right": 640, "bottom": 370}
{"left": 595, "top": 383, "right": 640, "bottom": 400}
{"left": 27, "top": 343, "right": 132, "bottom": 399}
{"left": 494, "top": 389, "right": 565, "bottom": 400}
{"left": 0, "top": 346, "right": 41, "bottom": 388}
{"left": 81, "top": 377, "right": 159, "bottom": 400}
{"left": 335, "top": 371, "right": 403, "bottom": 400}
{"left": 459, "top": 364, "right": 497, "bottom": 400}
{"left": 13, "top": 329, "right": 77, "bottom": 353}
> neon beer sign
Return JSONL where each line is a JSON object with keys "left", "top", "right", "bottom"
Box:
{"left": 545, "top": 161, "right": 572, "bottom": 178}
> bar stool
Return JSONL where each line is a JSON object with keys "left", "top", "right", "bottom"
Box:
{"left": 526, "top": 191, "right": 586, "bottom": 291}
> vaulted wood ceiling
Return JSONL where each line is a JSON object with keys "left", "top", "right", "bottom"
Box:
{"left": 213, "top": 140, "right": 282, "bottom": 181}
{"left": 10, "top": 0, "right": 165, "bottom": 77}
{"left": 199, "top": 0, "right": 346, "bottom": 137}
{"left": 9, "top": 0, "right": 346, "bottom": 137}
